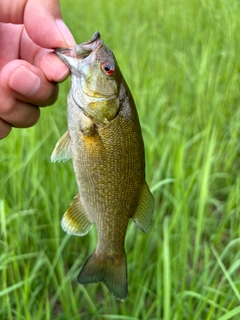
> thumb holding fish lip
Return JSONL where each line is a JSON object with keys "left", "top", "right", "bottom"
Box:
{"left": 22, "top": 0, "right": 76, "bottom": 83}
{"left": 24, "top": 0, "right": 76, "bottom": 49}
{"left": 0, "top": 0, "right": 75, "bottom": 49}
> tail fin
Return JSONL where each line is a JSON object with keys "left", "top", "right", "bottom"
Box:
{"left": 77, "top": 250, "right": 128, "bottom": 300}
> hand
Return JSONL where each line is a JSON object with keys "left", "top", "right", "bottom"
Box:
{"left": 0, "top": 0, "right": 75, "bottom": 139}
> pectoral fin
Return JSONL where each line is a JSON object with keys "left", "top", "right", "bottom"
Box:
{"left": 51, "top": 131, "right": 72, "bottom": 162}
{"left": 61, "top": 194, "right": 94, "bottom": 236}
{"left": 133, "top": 182, "right": 154, "bottom": 233}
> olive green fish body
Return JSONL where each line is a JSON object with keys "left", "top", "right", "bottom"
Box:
{"left": 52, "top": 32, "right": 154, "bottom": 300}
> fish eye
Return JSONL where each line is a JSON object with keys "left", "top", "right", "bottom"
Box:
{"left": 101, "top": 62, "right": 115, "bottom": 76}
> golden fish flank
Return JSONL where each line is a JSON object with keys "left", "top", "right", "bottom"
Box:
{"left": 51, "top": 32, "right": 154, "bottom": 300}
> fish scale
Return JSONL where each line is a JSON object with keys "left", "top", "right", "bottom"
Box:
{"left": 51, "top": 31, "right": 154, "bottom": 300}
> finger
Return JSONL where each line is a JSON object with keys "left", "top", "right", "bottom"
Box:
{"left": 0, "top": 118, "right": 12, "bottom": 139}
{"left": 0, "top": 0, "right": 27, "bottom": 23}
{"left": 0, "top": 23, "right": 23, "bottom": 69}
{"left": 0, "top": 0, "right": 75, "bottom": 49}
{"left": 0, "top": 91, "right": 40, "bottom": 129}
{"left": 0, "top": 60, "right": 59, "bottom": 106}
{"left": 37, "top": 51, "right": 70, "bottom": 82}
{"left": 0, "top": 24, "right": 70, "bottom": 83}
{"left": 20, "top": 28, "right": 70, "bottom": 82}
{"left": 24, "top": 0, "right": 75, "bottom": 48}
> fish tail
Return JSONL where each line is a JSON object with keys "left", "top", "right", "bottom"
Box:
{"left": 77, "top": 250, "right": 128, "bottom": 300}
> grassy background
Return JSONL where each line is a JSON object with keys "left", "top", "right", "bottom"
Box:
{"left": 1, "top": 0, "right": 240, "bottom": 319}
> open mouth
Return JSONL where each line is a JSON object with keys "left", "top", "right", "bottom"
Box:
{"left": 54, "top": 31, "right": 102, "bottom": 60}
{"left": 54, "top": 47, "right": 75, "bottom": 56}
{"left": 54, "top": 47, "right": 92, "bottom": 59}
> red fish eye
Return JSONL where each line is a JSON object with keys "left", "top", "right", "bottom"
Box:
{"left": 101, "top": 62, "right": 115, "bottom": 76}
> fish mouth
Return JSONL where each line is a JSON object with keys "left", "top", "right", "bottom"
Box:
{"left": 54, "top": 47, "right": 75, "bottom": 56}
{"left": 54, "top": 31, "right": 102, "bottom": 60}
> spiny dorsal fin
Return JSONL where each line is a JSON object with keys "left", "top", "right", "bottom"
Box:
{"left": 61, "top": 194, "right": 94, "bottom": 236}
{"left": 133, "top": 182, "right": 154, "bottom": 233}
{"left": 51, "top": 131, "right": 72, "bottom": 162}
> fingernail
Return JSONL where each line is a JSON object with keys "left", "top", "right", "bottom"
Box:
{"left": 9, "top": 66, "right": 41, "bottom": 97}
{"left": 55, "top": 19, "right": 76, "bottom": 47}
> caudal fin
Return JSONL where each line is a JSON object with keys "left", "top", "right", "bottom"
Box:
{"left": 77, "top": 250, "right": 128, "bottom": 300}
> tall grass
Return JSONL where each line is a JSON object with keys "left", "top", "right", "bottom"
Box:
{"left": 1, "top": 0, "right": 240, "bottom": 319}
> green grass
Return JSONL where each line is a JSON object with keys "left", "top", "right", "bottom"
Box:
{"left": 1, "top": 0, "right": 240, "bottom": 318}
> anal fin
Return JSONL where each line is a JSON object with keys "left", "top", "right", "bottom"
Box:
{"left": 61, "top": 194, "right": 94, "bottom": 236}
{"left": 133, "top": 182, "right": 154, "bottom": 233}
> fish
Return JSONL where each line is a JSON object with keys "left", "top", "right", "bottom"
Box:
{"left": 51, "top": 31, "right": 154, "bottom": 300}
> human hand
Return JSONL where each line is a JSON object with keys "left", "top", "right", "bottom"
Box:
{"left": 0, "top": 0, "right": 75, "bottom": 139}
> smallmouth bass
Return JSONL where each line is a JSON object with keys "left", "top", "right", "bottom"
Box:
{"left": 51, "top": 32, "right": 154, "bottom": 300}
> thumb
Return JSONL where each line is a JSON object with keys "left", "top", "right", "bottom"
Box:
{"left": 24, "top": 0, "right": 75, "bottom": 48}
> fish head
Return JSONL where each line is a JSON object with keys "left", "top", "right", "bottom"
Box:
{"left": 55, "top": 32, "right": 122, "bottom": 125}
